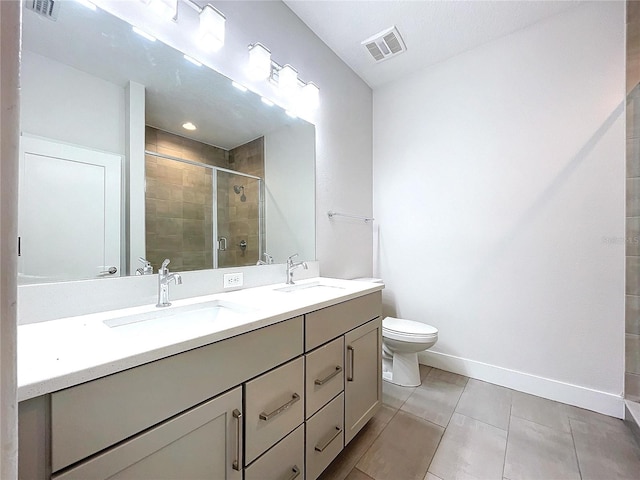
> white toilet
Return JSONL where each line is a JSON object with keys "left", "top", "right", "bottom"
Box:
{"left": 382, "top": 317, "right": 438, "bottom": 387}
{"left": 352, "top": 278, "right": 439, "bottom": 387}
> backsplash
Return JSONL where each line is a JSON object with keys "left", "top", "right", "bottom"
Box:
{"left": 17, "top": 261, "right": 320, "bottom": 325}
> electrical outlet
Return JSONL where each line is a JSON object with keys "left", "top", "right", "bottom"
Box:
{"left": 223, "top": 272, "right": 243, "bottom": 289}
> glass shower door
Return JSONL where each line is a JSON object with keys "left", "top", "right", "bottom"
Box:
{"left": 215, "top": 169, "right": 263, "bottom": 268}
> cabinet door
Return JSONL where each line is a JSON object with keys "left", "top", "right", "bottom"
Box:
{"left": 245, "top": 424, "right": 304, "bottom": 480}
{"left": 344, "top": 317, "right": 382, "bottom": 445}
{"left": 53, "top": 387, "right": 243, "bottom": 480}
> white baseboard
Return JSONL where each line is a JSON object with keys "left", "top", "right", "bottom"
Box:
{"left": 418, "top": 350, "right": 625, "bottom": 419}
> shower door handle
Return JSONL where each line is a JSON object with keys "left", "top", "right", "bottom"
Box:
{"left": 218, "top": 237, "right": 228, "bottom": 251}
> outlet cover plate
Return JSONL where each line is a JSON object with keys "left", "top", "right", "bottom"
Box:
{"left": 223, "top": 272, "right": 243, "bottom": 288}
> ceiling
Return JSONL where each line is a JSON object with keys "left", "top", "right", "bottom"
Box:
{"left": 284, "top": 0, "right": 582, "bottom": 89}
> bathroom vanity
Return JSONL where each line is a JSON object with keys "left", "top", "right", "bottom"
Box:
{"left": 18, "top": 279, "right": 383, "bottom": 480}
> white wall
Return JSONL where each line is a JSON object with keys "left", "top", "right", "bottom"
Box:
{"left": 0, "top": 1, "right": 20, "bottom": 476}
{"left": 265, "top": 122, "right": 316, "bottom": 263}
{"left": 20, "top": 51, "right": 125, "bottom": 155}
{"left": 374, "top": 2, "right": 625, "bottom": 415}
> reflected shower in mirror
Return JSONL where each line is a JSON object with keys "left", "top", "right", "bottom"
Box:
{"left": 18, "top": 1, "right": 315, "bottom": 284}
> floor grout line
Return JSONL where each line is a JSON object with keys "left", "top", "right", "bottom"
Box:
{"left": 568, "top": 418, "right": 584, "bottom": 480}
{"left": 501, "top": 403, "right": 513, "bottom": 480}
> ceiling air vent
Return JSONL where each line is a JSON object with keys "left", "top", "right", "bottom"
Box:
{"left": 361, "top": 26, "right": 406, "bottom": 63}
{"left": 24, "top": 0, "right": 60, "bottom": 21}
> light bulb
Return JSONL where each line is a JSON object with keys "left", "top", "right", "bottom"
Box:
{"left": 148, "top": 0, "right": 177, "bottom": 19}
{"left": 279, "top": 64, "right": 299, "bottom": 95}
{"left": 301, "top": 82, "right": 320, "bottom": 109}
{"left": 248, "top": 43, "right": 272, "bottom": 80}
{"left": 199, "top": 5, "right": 225, "bottom": 51}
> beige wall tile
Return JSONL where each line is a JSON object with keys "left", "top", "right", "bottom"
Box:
{"left": 627, "top": 256, "right": 640, "bottom": 296}
{"left": 626, "top": 333, "right": 640, "bottom": 375}
{"left": 627, "top": 295, "right": 640, "bottom": 335}
{"left": 626, "top": 372, "right": 640, "bottom": 401}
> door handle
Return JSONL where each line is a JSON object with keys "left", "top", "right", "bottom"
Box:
{"left": 314, "top": 366, "right": 342, "bottom": 386}
{"left": 219, "top": 237, "right": 228, "bottom": 251}
{"left": 232, "top": 409, "right": 242, "bottom": 471}
{"left": 314, "top": 426, "right": 342, "bottom": 452}
{"left": 98, "top": 266, "right": 117, "bottom": 276}
{"left": 347, "top": 346, "right": 355, "bottom": 382}
{"left": 259, "top": 393, "right": 300, "bottom": 421}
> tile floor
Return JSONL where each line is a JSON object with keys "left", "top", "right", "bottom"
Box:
{"left": 319, "top": 366, "right": 640, "bottom": 480}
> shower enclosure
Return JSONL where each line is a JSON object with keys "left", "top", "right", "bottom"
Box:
{"left": 145, "top": 152, "right": 264, "bottom": 271}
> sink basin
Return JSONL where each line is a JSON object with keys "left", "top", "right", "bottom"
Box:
{"left": 103, "top": 300, "right": 255, "bottom": 330}
{"left": 274, "top": 281, "right": 346, "bottom": 293}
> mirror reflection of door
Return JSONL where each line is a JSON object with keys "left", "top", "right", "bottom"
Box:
{"left": 18, "top": 136, "right": 122, "bottom": 283}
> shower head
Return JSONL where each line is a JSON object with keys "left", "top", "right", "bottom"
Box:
{"left": 234, "top": 185, "right": 246, "bottom": 202}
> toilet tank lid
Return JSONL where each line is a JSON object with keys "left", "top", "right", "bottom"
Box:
{"left": 383, "top": 317, "right": 438, "bottom": 335}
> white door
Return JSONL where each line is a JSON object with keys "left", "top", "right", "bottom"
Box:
{"left": 18, "top": 136, "right": 122, "bottom": 283}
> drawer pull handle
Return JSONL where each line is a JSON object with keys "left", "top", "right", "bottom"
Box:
{"left": 315, "top": 426, "right": 342, "bottom": 452}
{"left": 259, "top": 393, "right": 300, "bottom": 421}
{"left": 314, "top": 366, "right": 343, "bottom": 386}
{"left": 347, "top": 346, "right": 355, "bottom": 382}
{"left": 284, "top": 465, "right": 301, "bottom": 480}
{"left": 232, "top": 409, "right": 242, "bottom": 471}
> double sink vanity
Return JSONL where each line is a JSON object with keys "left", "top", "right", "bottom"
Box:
{"left": 18, "top": 277, "right": 384, "bottom": 480}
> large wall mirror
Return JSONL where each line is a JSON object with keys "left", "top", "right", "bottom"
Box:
{"left": 18, "top": 1, "right": 316, "bottom": 284}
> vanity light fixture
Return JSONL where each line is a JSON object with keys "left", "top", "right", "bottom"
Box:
{"left": 232, "top": 81, "right": 248, "bottom": 92}
{"left": 182, "top": 122, "right": 197, "bottom": 131}
{"left": 199, "top": 4, "right": 226, "bottom": 51}
{"left": 132, "top": 26, "right": 157, "bottom": 42}
{"left": 146, "top": 0, "right": 178, "bottom": 20}
{"left": 248, "top": 43, "right": 272, "bottom": 80}
{"left": 74, "top": 0, "right": 97, "bottom": 11}
{"left": 278, "top": 64, "right": 299, "bottom": 94}
{"left": 261, "top": 97, "right": 274, "bottom": 107}
{"left": 183, "top": 54, "right": 202, "bottom": 67}
{"left": 301, "top": 82, "right": 320, "bottom": 109}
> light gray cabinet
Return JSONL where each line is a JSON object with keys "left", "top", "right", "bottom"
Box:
{"left": 19, "top": 291, "right": 383, "bottom": 480}
{"left": 344, "top": 318, "right": 382, "bottom": 444}
{"left": 53, "top": 387, "right": 242, "bottom": 480}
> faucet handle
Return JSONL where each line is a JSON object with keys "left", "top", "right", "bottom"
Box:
{"left": 287, "top": 253, "right": 299, "bottom": 264}
{"left": 160, "top": 258, "right": 171, "bottom": 274}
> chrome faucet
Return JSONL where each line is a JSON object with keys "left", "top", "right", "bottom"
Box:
{"left": 256, "top": 252, "right": 274, "bottom": 266}
{"left": 286, "top": 254, "right": 308, "bottom": 285}
{"left": 157, "top": 259, "right": 182, "bottom": 307}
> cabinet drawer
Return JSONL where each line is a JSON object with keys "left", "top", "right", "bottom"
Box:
{"left": 305, "top": 336, "right": 344, "bottom": 418}
{"left": 51, "top": 316, "right": 303, "bottom": 472}
{"left": 305, "top": 292, "right": 381, "bottom": 350}
{"left": 245, "top": 356, "right": 305, "bottom": 464}
{"left": 53, "top": 387, "right": 242, "bottom": 480}
{"left": 245, "top": 424, "right": 304, "bottom": 480}
{"left": 306, "top": 392, "right": 344, "bottom": 480}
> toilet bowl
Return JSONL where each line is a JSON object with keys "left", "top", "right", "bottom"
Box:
{"left": 351, "top": 278, "right": 439, "bottom": 387}
{"left": 382, "top": 317, "right": 438, "bottom": 387}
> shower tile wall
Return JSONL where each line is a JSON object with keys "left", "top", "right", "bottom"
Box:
{"left": 145, "top": 127, "right": 264, "bottom": 271}
{"left": 626, "top": 2, "right": 640, "bottom": 401}
{"left": 218, "top": 137, "right": 264, "bottom": 268}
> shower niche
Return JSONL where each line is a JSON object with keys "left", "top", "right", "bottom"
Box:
{"left": 145, "top": 127, "right": 264, "bottom": 271}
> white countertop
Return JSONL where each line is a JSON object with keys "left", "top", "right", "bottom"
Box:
{"left": 18, "top": 277, "right": 383, "bottom": 402}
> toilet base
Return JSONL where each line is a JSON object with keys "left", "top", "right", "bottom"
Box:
{"left": 382, "top": 351, "right": 421, "bottom": 387}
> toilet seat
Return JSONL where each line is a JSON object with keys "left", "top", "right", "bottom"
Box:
{"left": 382, "top": 317, "right": 438, "bottom": 343}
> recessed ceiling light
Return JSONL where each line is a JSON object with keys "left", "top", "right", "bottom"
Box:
{"left": 182, "top": 122, "right": 197, "bottom": 131}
